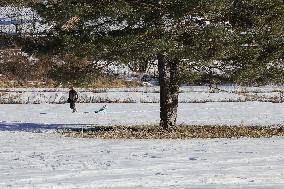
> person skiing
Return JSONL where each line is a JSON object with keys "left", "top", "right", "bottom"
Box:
{"left": 95, "top": 105, "right": 108, "bottom": 113}
{"left": 67, "top": 86, "right": 78, "bottom": 113}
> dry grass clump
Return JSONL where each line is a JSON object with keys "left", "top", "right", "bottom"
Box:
{"left": 59, "top": 125, "right": 284, "bottom": 139}
{"left": 93, "top": 79, "right": 142, "bottom": 88}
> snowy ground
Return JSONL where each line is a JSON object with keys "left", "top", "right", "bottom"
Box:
{"left": 1, "top": 87, "right": 284, "bottom": 188}
{"left": 0, "top": 102, "right": 284, "bottom": 129}
{"left": 0, "top": 131, "right": 284, "bottom": 189}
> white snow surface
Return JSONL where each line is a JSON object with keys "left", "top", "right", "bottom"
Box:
{"left": 0, "top": 102, "right": 284, "bottom": 128}
{"left": 0, "top": 131, "right": 284, "bottom": 189}
{"left": 1, "top": 86, "right": 284, "bottom": 188}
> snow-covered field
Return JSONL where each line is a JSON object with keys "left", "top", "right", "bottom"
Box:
{"left": 0, "top": 102, "right": 284, "bottom": 128}
{"left": 1, "top": 86, "right": 284, "bottom": 188}
{"left": 1, "top": 131, "right": 284, "bottom": 188}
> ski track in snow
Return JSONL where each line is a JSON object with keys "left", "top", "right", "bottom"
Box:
{"left": 0, "top": 131, "right": 284, "bottom": 189}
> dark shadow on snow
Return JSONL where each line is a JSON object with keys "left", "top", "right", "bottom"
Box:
{"left": 0, "top": 121, "right": 95, "bottom": 132}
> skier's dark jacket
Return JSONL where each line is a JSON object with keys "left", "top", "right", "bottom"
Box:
{"left": 68, "top": 89, "right": 78, "bottom": 102}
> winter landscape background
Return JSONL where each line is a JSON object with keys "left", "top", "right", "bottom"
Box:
{"left": 1, "top": 1, "right": 284, "bottom": 188}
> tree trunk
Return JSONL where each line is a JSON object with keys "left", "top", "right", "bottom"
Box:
{"left": 157, "top": 53, "right": 180, "bottom": 130}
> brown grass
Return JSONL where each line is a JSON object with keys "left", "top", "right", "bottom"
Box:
{"left": 58, "top": 125, "right": 284, "bottom": 139}
{"left": 92, "top": 79, "right": 142, "bottom": 88}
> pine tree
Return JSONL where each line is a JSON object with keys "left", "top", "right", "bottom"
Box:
{"left": 4, "top": 0, "right": 283, "bottom": 129}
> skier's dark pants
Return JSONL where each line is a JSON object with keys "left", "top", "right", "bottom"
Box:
{"left": 70, "top": 101, "right": 76, "bottom": 111}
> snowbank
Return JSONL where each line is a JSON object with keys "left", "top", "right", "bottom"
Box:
{"left": 0, "top": 86, "right": 283, "bottom": 104}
